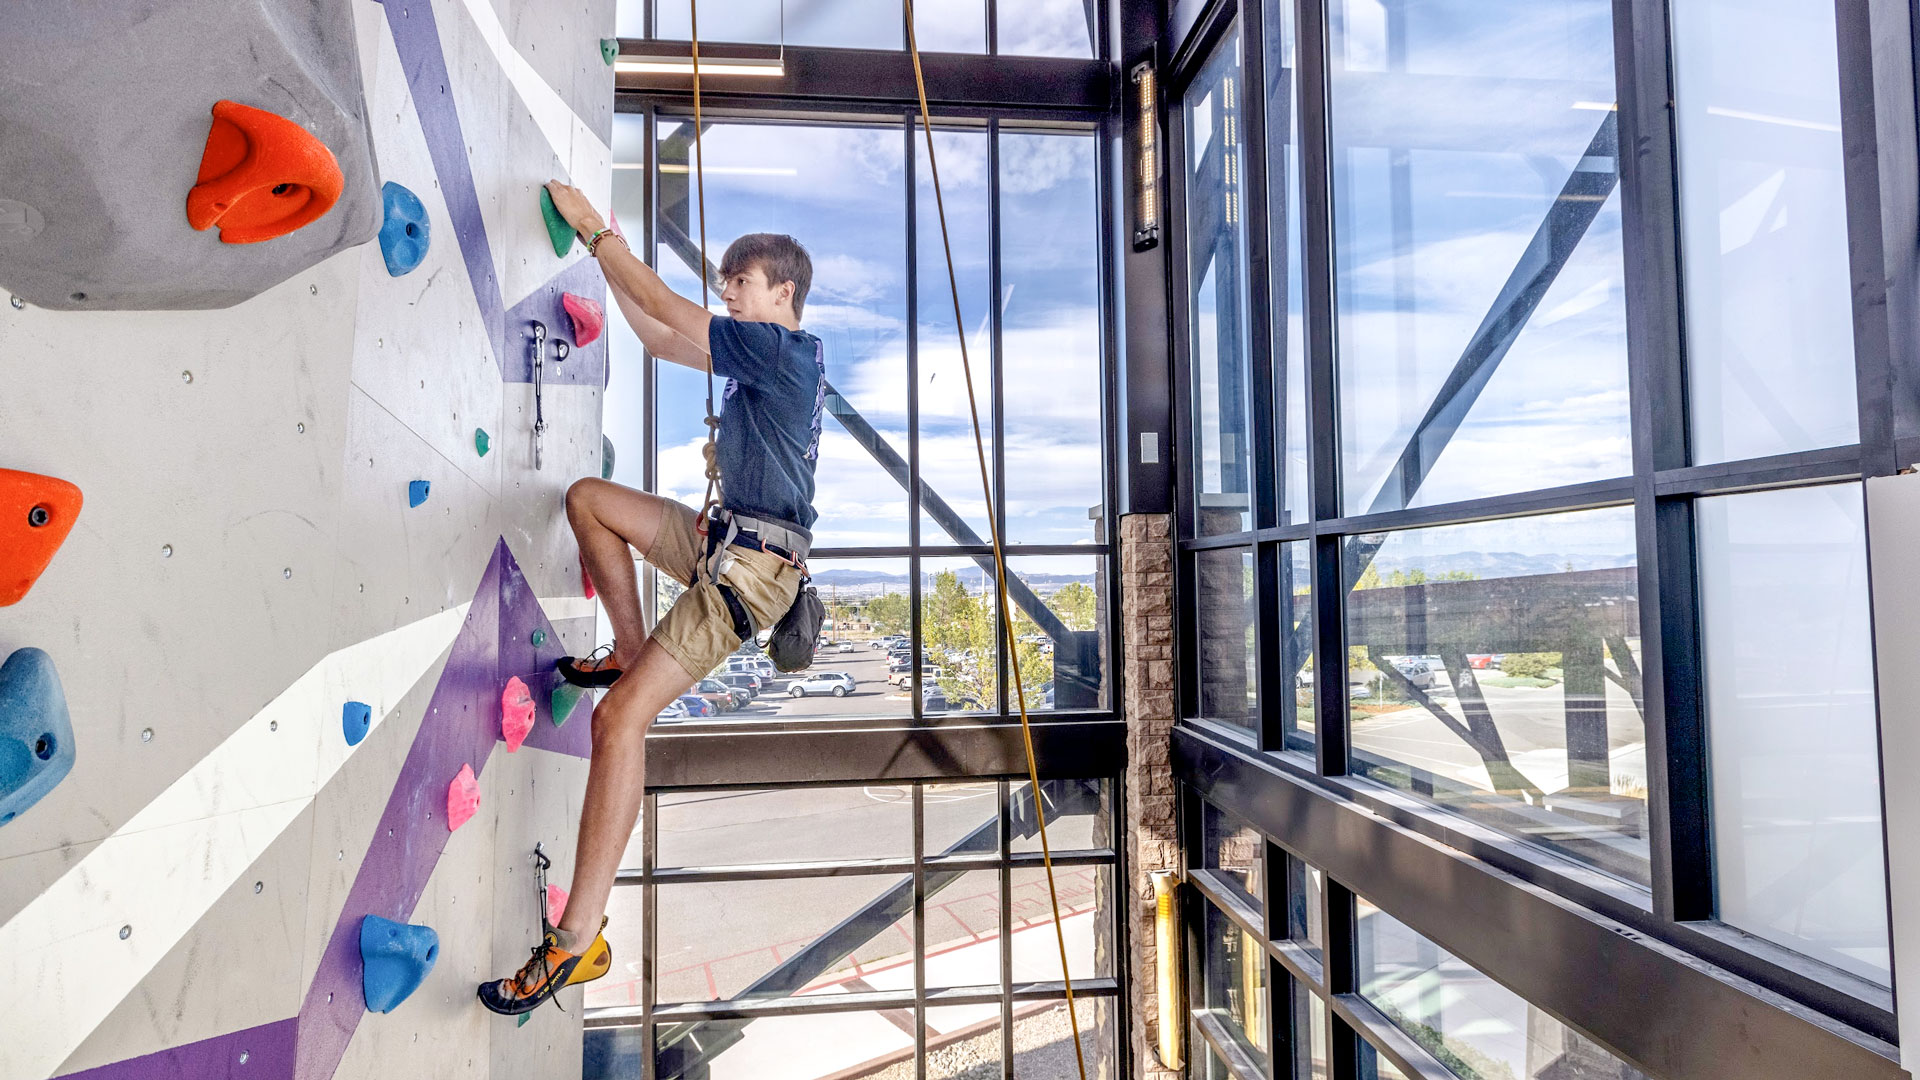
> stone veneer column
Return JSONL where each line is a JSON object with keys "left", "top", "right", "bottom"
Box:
{"left": 1120, "top": 512, "right": 1179, "bottom": 1079}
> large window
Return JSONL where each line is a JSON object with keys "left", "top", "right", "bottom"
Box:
{"left": 1326, "top": 0, "right": 1630, "bottom": 514}
{"left": 1346, "top": 508, "right": 1648, "bottom": 885}
{"left": 1172, "top": 0, "right": 1896, "bottom": 1051}
{"left": 587, "top": 780, "right": 1120, "bottom": 1078}
{"left": 611, "top": 114, "right": 1112, "bottom": 723}
{"left": 1672, "top": 0, "right": 1857, "bottom": 463}
{"left": 615, "top": 0, "right": 1098, "bottom": 58}
{"left": 1697, "top": 484, "right": 1889, "bottom": 983}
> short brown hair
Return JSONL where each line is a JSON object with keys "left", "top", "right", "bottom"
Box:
{"left": 719, "top": 233, "right": 813, "bottom": 319}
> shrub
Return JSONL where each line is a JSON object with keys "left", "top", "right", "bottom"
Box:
{"left": 1499, "top": 652, "right": 1562, "bottom": 680}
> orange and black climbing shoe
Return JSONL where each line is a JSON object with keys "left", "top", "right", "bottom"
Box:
{"left": 558, "top": 644, "right": 624, "bottom": 689}
{"left": 567, "top": 919, "right": 613, "bottom": 986}
{"left": 478, "top": 930, "right": 585, "bottom": 1016}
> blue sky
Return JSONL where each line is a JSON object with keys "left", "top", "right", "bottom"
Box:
{"left": 605, "top": 119, "right": 1106, "bottom": 553}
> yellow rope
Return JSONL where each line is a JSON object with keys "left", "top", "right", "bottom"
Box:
{"left": 689, "top": 0, "right": 721, "bottom": 519}
{"left": 902, "top": 4, "right": 1089, "bottom": 1075}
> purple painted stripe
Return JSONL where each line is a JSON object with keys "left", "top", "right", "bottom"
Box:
{"left": 293, "top": 544, "right": 506, "bottom": 1080}
{"left": 382, "top": 0, "right": 610, "bottom": 388}
{"left": 57, "top": 1018, "right": 297, "bottom": 1080}
{"left": 382, "top": 0, "right": 510, "bottom": 377}
{"left": 500, "top": 545, "right": 595, "bottom": 758}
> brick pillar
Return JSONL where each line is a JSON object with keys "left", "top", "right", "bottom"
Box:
{"left": 1121, "top": 512, "right": 1180, "bottom": 1080}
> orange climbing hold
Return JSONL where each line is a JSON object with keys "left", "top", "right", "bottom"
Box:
{"left": 186, "top": 101, "right": 344, "bottom": 244}
{"left": 0, "top": 469, "right": 82, "bottom": 607}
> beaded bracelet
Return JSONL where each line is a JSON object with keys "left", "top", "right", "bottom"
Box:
{"left": 586, "top": 227, "right": 626, "bottom": 257}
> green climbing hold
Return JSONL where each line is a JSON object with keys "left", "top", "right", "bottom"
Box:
{"left": 518, "top": 1010, "right": 532, "bottom": 1028}
{"left": 475, "top": 428, "right": 491, "bottom": 457}
{"left": 552, "top": 683, "right": 586, "bottom": 728}
{"left": 531, "top": 629, "right": 547, "bottom": 648}
{"left": 601, "top": 434, "right": 616, "bottom": 481}
{"left": 539, "top": 188, "right": 576, "bottom": 257}
{"left": 600, "top": 38, "right": 619, "bottom": 66}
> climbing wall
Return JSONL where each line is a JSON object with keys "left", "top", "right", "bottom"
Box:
{"left": 0, "top": 0, "right": 614, "bottom": 1077}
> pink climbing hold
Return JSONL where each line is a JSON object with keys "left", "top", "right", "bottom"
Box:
{"left": 582, "top": 564, "right": 596, "bottom": 600}
{"left": 562, "top": 292, "right": 604, "bottom": 347}
{"left": 546, "top": 884, "right": 569, "bottom": 924}
{"left": 446, "top": 764, "right": 480, "bottom": 831}
{"left": 501, "top": 676, "right": 535, "bottom": 752}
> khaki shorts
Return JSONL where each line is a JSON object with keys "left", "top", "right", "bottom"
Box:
{"left": 646, "top": 500, "right": 804, "bottom": 680}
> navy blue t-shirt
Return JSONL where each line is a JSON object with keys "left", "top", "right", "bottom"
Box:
{"left": 709, "top": 316, "right": 825, "bottom": 531}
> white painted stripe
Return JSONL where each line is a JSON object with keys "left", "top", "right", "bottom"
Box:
{"left": 2, "top": 605, "right": 470, "bottom": 1080}
{"left": 449, "top": 0, "right": 613, "bottom": 207}
{"left": 4, "top": 590, "right": 593, "bottom": 1078}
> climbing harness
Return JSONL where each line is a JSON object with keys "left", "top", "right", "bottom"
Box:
{"left": 902, "top": 1, "right": 1089, "bottom": 1072}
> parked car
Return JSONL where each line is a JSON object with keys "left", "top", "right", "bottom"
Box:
{"left": 922, "top": 685, "right": 984, "bottom": 712}
{"left": 1389, "top": 658, "right": 1438, "bottom": 690}
{"left": 716, "top": 672, "right": 762, "bottom": 699}
{"left": 890, "top": 664, "right": 937, "bottom": 687}
{"left": 837, "top": 641, "right": 856, "bottom": 653}
{"left": 887, "top": 653, "right": 913, "bottom": 673}
{"left": 655, "top": 699, "right": 689, "bottom": 723}
{"left": 727, "top": 654, "right": 775, "bottom": 679}
{"left": 789, "top": 671, "right": 857, "bottom": 698}
{"left": 695, "top": 678, "right": 746, "bottom": 710}
{"left": 677, "top": 694, "right": 716, "bottom": 718}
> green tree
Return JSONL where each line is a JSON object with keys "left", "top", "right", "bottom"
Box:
{"left": 865, "top": 591, "right": 911, "bottom": 636}
{"left": 1050, "top": 581, "right": 1098, "bottom": 632}
{"left": 921, "top": 570, "right": 1052, "bottom": 708}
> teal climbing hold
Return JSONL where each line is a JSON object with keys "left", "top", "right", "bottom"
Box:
{"left": 531, "top": 629, "right": 547, "bottom": 648}
{"left": 342, "top": 701, "right": 372, "bottom": 747}
{"left": 475, "top": 428, "right": 491, "bottom": 457}
{"left": 408, "top": 480, "right": 430, "bottom": 508}
{"left": 360, "top": 915, "right": 439, "bottom": 1013}
{"left": 552, "top": 683, "right": 586, "bottom": 728}
{"left": 0, "top": 647, "right": 74, "bottom": 828}
{"left": 539, "top": 188, "right": 576, "bottom": 257}
{"left": 601, "top": 434, "right": 615, "bottom": 480}
{"left": 600, "top": 38, "right": 619, "bottom": 66}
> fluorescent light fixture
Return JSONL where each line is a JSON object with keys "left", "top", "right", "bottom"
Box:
{"left": 658, "top": 164, "right": 799, "bottom": 177}
{"left": 614, "top": 55, "right": 786, "bottom": 77}
{"left": 1573, "top": 100, "right": 1618, "bottom": 111}
{"left": 1131, "top": 59, "right": 1160, "bottom": 251}
{"left": 1705, "top": 104, "right": 1840, "bottom": 133}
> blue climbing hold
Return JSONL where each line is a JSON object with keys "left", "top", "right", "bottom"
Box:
{"left": 408, "top": 480, "right": 430, "bottom": 508}
{"left": 360, "top": 914, "right": 439, "bottom": 1013}
{"left": 342, "top": 701, "right": 372, "bottom": 747}
{"left": 378, "top": 182, "right": 431, "bottom": 277}
{"left": 0, "top": 647, "right": 75, "bottom": 828}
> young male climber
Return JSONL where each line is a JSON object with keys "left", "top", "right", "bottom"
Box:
{"left": 478, "top": 180, "right": 825, "bottom": 1015}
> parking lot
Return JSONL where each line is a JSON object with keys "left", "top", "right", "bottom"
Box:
{"left": 667, "top": 641, "right": 921, "bottom": 721}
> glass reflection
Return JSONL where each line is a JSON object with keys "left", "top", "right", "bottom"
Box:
{"left": 1345, "top": 508, "right": 1648, "bottom": 885}
{"left": 1202, "top": 900, "right": 1269, "bottom": 1066}
{"left": 999, "top": 0, "right": 1096, "bottom": 58}
{"left": 1673, "top": 0, "right": 1857, "bottom": 463}
{"left": 1195, "top": 547, "right": 1258, "bottom": 731}
{"left": 1201, "top": 800, "right": 1266, "bottom": 902}
{"left": 1001, "top": 133, "right": 1106, "bottom": 547}
{"left": 1290, "top": 981, "right": 1330, "bottom": 1080}
{"left": 1357, "top": 896, "right": 1651, "bottom": 1080}
{"left": 1697, "top": 484, "right": 1890, "bottom": 983}
{"left": 641, "top": 0, "right": 904, "bottom": 49}
{"left": 1282, "top": 541, "right": 1315, "bottom": 751}
{"left": 1007, "top": 556, "right": 1110, "bottom": 712}
{"left": 1285, "top": 853, "right": 1324, "bottom": 960}
{"left": 1327, "top": 0, "right": 1630, "bottom": 513}
{"left": 1264, "top": 0, "right": 1310, "bottom": 524}
{"left": 1185, "top": 26, "right": 1255, "bottom": 536}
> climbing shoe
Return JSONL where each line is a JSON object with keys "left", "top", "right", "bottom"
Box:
{"left": 567, "top": 920, "right": 613, "bottom": 986}
{"left": 558, "top": 644, "right": 624, "bottom": 689}
{"left": 478, "top": 929, "right": 583, "bottom": 1016}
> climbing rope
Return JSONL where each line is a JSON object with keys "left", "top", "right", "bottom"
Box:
{"left": 902, "top": 2, "right": 1089, "bottom": 1074}
{"left": 689, "top": 0, "right": 723, "bottom": 520}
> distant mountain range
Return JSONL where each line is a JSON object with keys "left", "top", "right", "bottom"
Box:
{"left": 1361, "top": 551, "right": 1637, "bottom": 578}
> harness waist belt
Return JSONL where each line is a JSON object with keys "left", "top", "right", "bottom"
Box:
{"left": 713, "top": 508, "right": 812, "bottom": 564}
